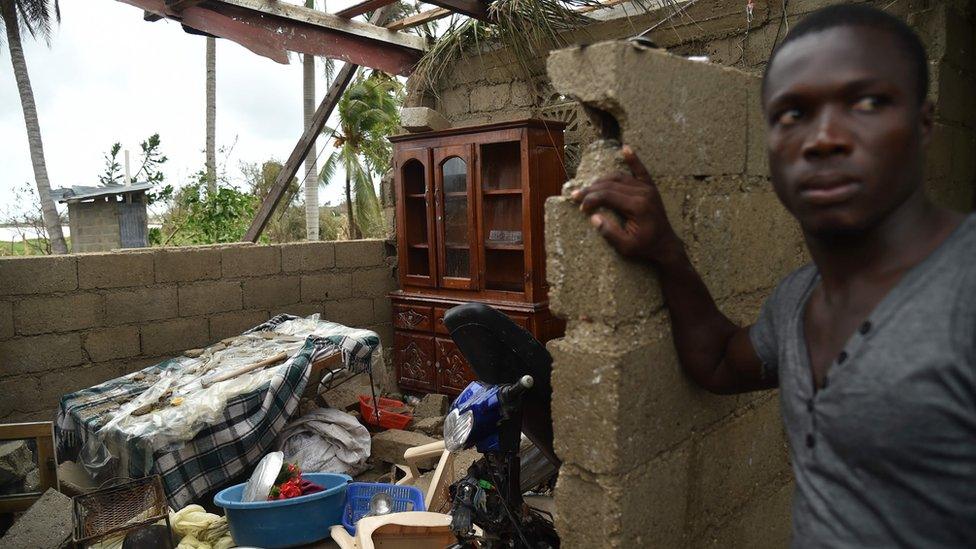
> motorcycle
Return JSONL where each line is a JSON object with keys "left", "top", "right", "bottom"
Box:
{"left": 441, "top": 303, "right": 561, "bottom": 549}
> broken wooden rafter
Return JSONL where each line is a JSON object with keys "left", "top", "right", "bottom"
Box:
{"left": 386, "top": 7, "right": 451, "bottom": 31}
{"left": 243, "top": 6, "right": 397, "bottom": 242}
{"left": 164, "top": 0, "right": 205, "bottom": 10}
{"left": 120, "top": 0, "right": 424, "bottom": 75}
{"left": 335, "top": 0, "right": 397, "bottom": 19}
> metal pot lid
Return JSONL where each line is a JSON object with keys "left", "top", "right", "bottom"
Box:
{"left": 243, "top": 451, "right": 284, "bottom": 502}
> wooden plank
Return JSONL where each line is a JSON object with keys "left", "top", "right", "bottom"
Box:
{"left": 425, "top": 0, "right": 489, "bottom": 20}
{"left": 0, "top": 421, "right": 53, "bottom": 439}
{"left": 386, "top": 7, "right": 451, "bottom": 31}
{"left": 219, "top": 0, "right": 426, "bottom": 51}
{"left": 335, "top": 0, "right": 397, "bottom": 19}
{"left": 243, "top": 6, "right": 397, "bottom": 242}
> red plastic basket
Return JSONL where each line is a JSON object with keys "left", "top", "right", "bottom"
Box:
{"left": 358, "top": 395, "right": 413, "bottom": 430}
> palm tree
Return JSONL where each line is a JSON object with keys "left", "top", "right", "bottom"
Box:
{"left": 319, "top": 71, "right": 401, "bottom": 240}
{"left": 1, "top": 0, "right": 68, "bottom": 254}
{"left": 302, "top": 0, "right": 319, "bottom": 240}
{"left": 205, "top": 35, "right": 216, "bottom": 191}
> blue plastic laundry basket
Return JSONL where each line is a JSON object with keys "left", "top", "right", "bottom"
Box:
{"left": 213, "top": 472, "right": 351, "bottom": 548}
{"left": 341, "top": 482, "right": 427, "bottom": 535}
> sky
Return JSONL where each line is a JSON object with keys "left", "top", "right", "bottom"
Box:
{"left": 0, "top": 0, "right": 375, "bottom": 217}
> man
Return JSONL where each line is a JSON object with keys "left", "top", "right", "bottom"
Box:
{"left": 571, "top": 5, "right": 975, "bottom": 547}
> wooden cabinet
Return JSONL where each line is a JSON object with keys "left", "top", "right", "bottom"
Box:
{"left": 389, "top": 119, "right": 568, "bottom": 396}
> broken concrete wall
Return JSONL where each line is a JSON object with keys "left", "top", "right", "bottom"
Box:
{"left": 407, "top": 0, "right": 976, "bottom": 207}
{"left": 545, "top": 43, "right": 800, "bottom": 547}
{"left": 0, "top": 239, "right": 396, "bottom": 423}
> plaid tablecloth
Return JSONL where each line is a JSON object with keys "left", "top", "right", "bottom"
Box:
{"left": 55, "top": 315, "right": 380, "bottom": 508}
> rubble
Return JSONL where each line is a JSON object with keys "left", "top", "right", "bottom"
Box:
{"left": 414, "top": 393, "right": 449, "bottom": 418}
{"left": 412, "top": 416, "right": 445, "bottom": 437}
{"left": 371, "top": 430, "right": 439, "bottom": 468}
{"left": 0, "top": 440, "right": 34, "bottom": 487}
{"left": 0, "top": 488, "right": 73, "bottom": 549}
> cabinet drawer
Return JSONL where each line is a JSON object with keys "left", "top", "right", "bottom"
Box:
{"left": 393, "top": 304, "right": 434, "bottom": 332}
{"left": 434, "top": 307, "right": 530, "bottom": 336}
{"left": 434, "top": 307, "right": 451, "bottom": 335}
{"left": 395, "top": 333, "right": 437, "bottom": 393}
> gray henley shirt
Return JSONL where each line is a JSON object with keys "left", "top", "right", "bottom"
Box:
{"left": 750, "top": 214, "right": 976, "bottom": 548}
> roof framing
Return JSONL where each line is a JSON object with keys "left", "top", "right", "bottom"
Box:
{"left": 122, "top": 0, "right": 426, "bottom": 74}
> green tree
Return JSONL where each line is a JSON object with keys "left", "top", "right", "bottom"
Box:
{"left": 320, "top": 71, "right": 401, "bottom": 239}
{"left": 1, "top": 0, "right": 68, "bottom": 254}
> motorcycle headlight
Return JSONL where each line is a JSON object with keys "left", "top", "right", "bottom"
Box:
{"left": 443, "top": 408, "right": 474, "bottom": 452}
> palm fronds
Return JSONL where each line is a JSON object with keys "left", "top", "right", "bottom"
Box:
{"left": 0, "top": 0, "right": 61, "bottom": 46}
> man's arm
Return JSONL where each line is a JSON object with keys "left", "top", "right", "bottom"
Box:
{"left": 571, "top": 146, "right": 774, "bottom": 394}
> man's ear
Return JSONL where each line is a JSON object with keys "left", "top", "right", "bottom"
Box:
{"left": 920, "top": 100, "right": 935, "bottom": 146}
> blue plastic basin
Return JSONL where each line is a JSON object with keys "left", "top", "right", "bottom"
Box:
{"left": 214, "top": 472, "right": 351, "bottom": 548}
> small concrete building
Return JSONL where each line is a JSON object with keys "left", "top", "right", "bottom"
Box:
{"left": 51, "top": 183, "right": 151, "bottom": 253}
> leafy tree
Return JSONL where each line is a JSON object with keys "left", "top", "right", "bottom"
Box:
{"left": 99, "top": 134, "right": 172, "bottom": 204}
{"left": 1, "top": 0, "right": 68, "bottom": 254}
{"left": 320, "top": 71, "right": 402, "bottom": 239}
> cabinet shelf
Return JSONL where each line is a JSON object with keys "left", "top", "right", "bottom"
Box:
{"left": 406, "top": 193, "right": 427, "bottom": 199}
{"left": 408, "top": 243, "right": 430, "bottom": 249}
{"left": 483, "top": 188, "right": 522, "bottom": 196}
{"left": 444, "top": 244, "right": 470, "bottom": 250}
{"left": 444, "top": 191, "right": 468, "bottom": 198}
{"left": 485, "top": 242, "right": 524, "bottom": 251}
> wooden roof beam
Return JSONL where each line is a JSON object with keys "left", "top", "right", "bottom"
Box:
{"left": 386, "top": 7, "right": 451, "bottom": 31}
{"left": 118, "top": 0, "right": 425, "bottom": 75}
{"left": 335, "top": 0, "right": 397, "bottom": 19}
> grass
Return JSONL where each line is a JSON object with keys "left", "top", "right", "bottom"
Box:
{"left": 0, "top": 237, "right": 72, "bottom": 256}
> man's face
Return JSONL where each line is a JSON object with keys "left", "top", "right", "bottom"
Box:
{"left": 763, "top": 26, "right": 932, "bottom": 237}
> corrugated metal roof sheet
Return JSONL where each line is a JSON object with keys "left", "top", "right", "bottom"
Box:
{"left": 51, "top": 182, "right": 153, "bottom": 203}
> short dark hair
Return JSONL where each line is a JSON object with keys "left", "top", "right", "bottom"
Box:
{"left": 762, "top": 4, "right": 929, "bottom": 105}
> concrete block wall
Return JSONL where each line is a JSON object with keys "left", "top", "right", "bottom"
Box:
{"left": 0, "top": 240, "right": 397, "bottom": 423}
{"left": 545, "top": 43, "right": 800, "bottom": 547}
{"left": 68, "top": 200, "right": 122, "bottom": 253}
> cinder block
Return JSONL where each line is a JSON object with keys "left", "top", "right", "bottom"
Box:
{"left": 243, "top": 276, "right": 301, "bottom": 309}
{"left": 38, "top": 363, "right": 123, "bottom": 409}
{"left": 688, "top": 395, "right": 791, "bottom": 532}
{"left": 910, "top": 5, "right": 975, "bottom": 74}
{"left": 371, "top": 430, "right": 439, "bottom": 467}
{"left": 281, "top": 242, "right": 336, "bottom": 273}
{"left": 0, "top": 256, "right": 78, "bottom": 295}
{"left": 0, "top": 301, "right": 13, "bottom": 340}
{"left": 221, "top": 245, "right": 280, "bottom": 278}
{"left": 0, "top": 376, "right": 43, "bottom": 417}
{"left": 140, "top": 317, "right": 210, "bottom": 356}
{"left": 438, "top": 87, "right": 470, "bottom": 118}
{"left": 555, "top": 445, "right": 690, "bottom": 548}
{"left": 322, "top": 298, "right": 374, "bottom": 328}
{"left": 301, "top": 273, "right": 353, "bottom": 302}
{"left": 547, "top": 41, "right": 751, "bottom": 176}
{"left": 178, "top": 281, "right": 243, "bottom": 316}
{"left": 118, "top": 355, "right": 170, "bottom": 376}
{"left": 0, "top": 333, "right": 85, "bottom": 374}
{"left": 400, "top": 107, "right": 451, "bottom": 133}
{"left": 510, "top": 81, "right": 535, "bottom": 107}
{"left": 14, "top": 293, "right": 103, "bottom": 336}
{"left": 351, "top": 268, "right": 397, "bottom": 297}
{"left": 682, "top": 187, "right": 803, "bottom": 300}
{"left": 549, "top": 320, "right": 740, "bottom": 475}
{"left": 78, "top": 252, "right": 154, "bottom": 289}
{"left": 155, "top": 247, "right": 221, "bottom": 282}
{"left": 366, "top": 322, "right": 394, "bottom": 350}
{"left": 104, "top": 287, "right": 178, "bottom": 326}
{"left": 335, "top": 240, "right": 386, "bottom": 269}
{"left": 209, "top": 310, "right": 270, "bottom": 341}
{"left": 545, "top": 194, "right": 663, "bottom": 324}
{"left": 703, "top": 480, "right": 794, "bottom": 548}
{"left": 83, "top": 326, "right": 141, "bottom": 362}
{"left": 933, "top": 61, "right": 976, "bottom": 125}
{"left": 470, "top": 83, "right": 511, "bottom": 112}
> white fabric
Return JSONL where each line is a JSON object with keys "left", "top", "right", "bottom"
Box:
{"left": 277, "top": 408, "right": 371, "bottom": 476}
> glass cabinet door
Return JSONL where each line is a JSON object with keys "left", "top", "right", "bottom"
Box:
{"left": 433, "top": 145, "right": 478, "bottom": 289}
{"left": 479, "top": 140, "right": 526, "bottom": 294}
{"left": 395, "top": 147, "right": 437, "bottom": 287}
